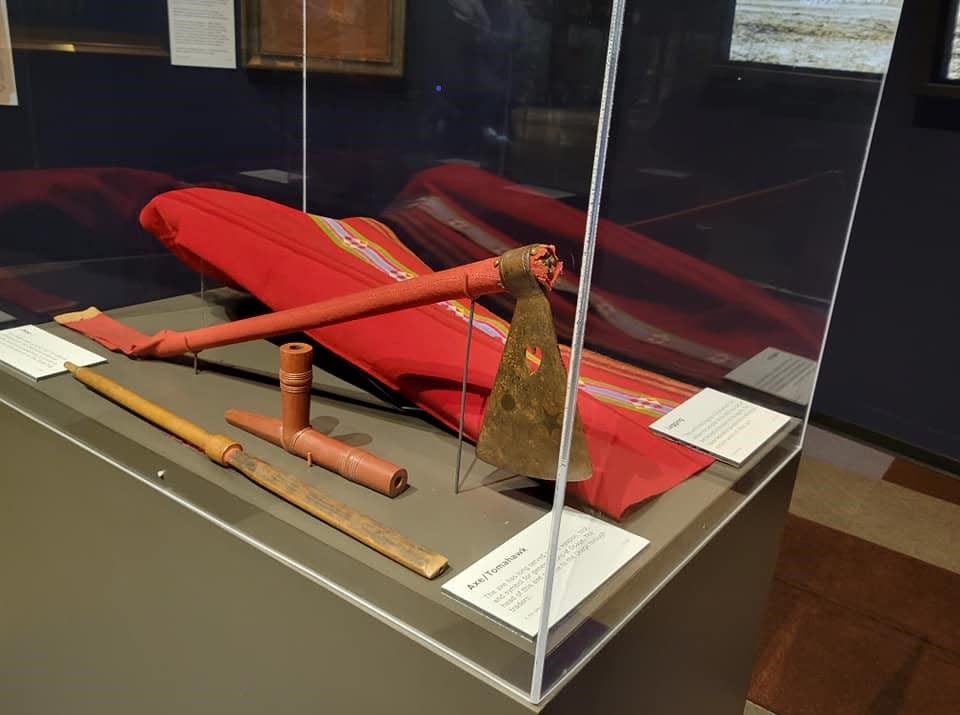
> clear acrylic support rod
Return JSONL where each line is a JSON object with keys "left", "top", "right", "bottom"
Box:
{"left": 454, "top": 299, "right": 476, "bottom": 494}
{"left": 195, "top": 273, "right": 206, "bottom": 374}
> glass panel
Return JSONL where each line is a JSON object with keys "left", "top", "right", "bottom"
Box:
{"left": 0, "top": 0, "right": 903, "bottom": 706}
{"left": 0, "top": 0, "right": 303, "bottom": 324}
{"left": 537, "top": 0, "right": 903, "bottom": 699}
{"left": 296, "top": 0, "right": 613, "bottom": 698}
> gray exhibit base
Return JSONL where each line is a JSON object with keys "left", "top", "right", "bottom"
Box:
{"left": 0, "top": 400, "right": 797, "bottom": 715}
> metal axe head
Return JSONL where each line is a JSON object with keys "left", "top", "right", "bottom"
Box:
{"left": 476, "top": 247, "right": 592, "bottom": 482}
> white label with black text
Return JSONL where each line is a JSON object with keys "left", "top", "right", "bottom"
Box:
{"left": 651, "top": 388, "right": 792, "bottom": 467}
{"left": 167, "top": 0, "right": 237, "bottom": 69}
{"left": 0, "top": 325, "right": 105, "bottom": 379}
{"left": 442, "top": 508, "right": 648, "bottom": 637}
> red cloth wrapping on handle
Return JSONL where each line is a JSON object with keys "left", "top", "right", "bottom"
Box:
{"left": 60, "top": 244, "right": 559, "bottom": 358}
{"left": 124, "top": 188, "right": 714, "bottom": 519}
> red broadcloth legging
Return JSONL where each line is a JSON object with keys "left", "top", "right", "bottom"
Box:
{"left": 138, "top": 188, "right": 713, "bottom": 519}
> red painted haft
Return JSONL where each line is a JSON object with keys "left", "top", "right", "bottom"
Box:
{"left": 56, "top": 245, "right": 560, "bottom": 359}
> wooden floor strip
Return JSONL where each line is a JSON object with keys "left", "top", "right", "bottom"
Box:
{"left": 883, "top": 458, "right": 960, "bottom": 507}
{"left": 790, "top": 456, "right": 960, "bottom": 574}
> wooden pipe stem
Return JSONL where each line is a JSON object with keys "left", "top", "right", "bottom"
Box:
{"left": 225, "top": 343, "right": 408, "bottom": 498}
{"left": 64, "top": 363, "right": 447, "bottom": 579}
{"left": 63, "top": 362, "right": 240, "bottom": 465}
{"left": 225, "top": 410, "right": 408, "bottom": 497}
{"left": 225, "top": 451, "right": 446, "bottom": 579}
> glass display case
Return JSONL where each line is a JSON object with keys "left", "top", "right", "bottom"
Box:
{"left": 0, "top": 0, "right": 902, "bottom": 709}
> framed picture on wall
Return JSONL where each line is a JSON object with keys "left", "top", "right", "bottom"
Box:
{"left": 241, "top": 0, "right": 405, "bottom": 76}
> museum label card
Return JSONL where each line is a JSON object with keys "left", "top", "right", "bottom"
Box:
{"left": 0, "top": 325, "right": 105, "bottom": 379}
{"left": 725, "top": 347, "right": 817, "bottom": 405}
{"left": 167, "top": 0, "right": 237, "bottom": 69}
{"left": 442, "top": 508, "right": 648, "bottom": 638}
{"left": 650, "top": 388, "right": 791, "bottom": 467}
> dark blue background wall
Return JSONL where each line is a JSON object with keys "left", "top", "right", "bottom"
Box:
{"left": 814, "top": 0, "right": 960, "bottom": 464}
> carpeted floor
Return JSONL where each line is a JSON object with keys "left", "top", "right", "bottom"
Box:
{"left": 748, "top": 514, "right": 960, "bottom": 715}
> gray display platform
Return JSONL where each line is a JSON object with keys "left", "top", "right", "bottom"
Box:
{"left": 0, "top": 291, "right": 801, "bottom": 713}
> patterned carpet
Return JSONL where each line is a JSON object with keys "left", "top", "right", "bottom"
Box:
{"left": 749, "top": 515, "right": 960, "bottom": 715}
{"left": 746, "top": 445, "right": 960, "bottom": 715}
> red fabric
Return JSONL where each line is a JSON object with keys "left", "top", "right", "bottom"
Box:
{"left": 135, "top": 188, "right": 713, "bottom": 519}
{"left": 59, "top": 311, "right": 168, "bottom": 355}
{"left": 384, "top": 164, "right": 825, "bottom": 382}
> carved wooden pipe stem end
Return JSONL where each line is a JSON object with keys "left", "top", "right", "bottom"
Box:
{"left": 225, "top": 342, "right": 408, "bottom": 498}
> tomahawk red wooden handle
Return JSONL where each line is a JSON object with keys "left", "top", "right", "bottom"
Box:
{"left": 56, "top": 244, "right": 561, "bottom": 359}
